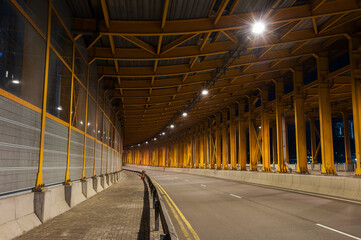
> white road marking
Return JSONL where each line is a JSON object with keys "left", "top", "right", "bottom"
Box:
{"left": 230, "top": 194, "right": 242, "bottom": 199}
{"left": 316, "top": 224, "right": 361, "bottom": 240}
{"left": 201, "top": 184, "right": 207, "bottom": 187}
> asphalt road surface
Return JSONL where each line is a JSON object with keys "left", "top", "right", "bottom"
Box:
{"left": 134, "top": 168, "right": 361, "bottom": 240}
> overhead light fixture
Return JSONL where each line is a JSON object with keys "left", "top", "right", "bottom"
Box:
{"left": 252, "top": 21, "right": 266, "bottom": 35}
{"left": 170, "top": 124, "right": 174, "bottom": 128}
{"left": 146, "top": 141, "right": 148, "bottom": 144}
{"left": 201, "top": 89, "right": 208, "bottom": 95}
{"left": 154, "top": 138, "right": 157, "bottom": 141}
{"left": 87, "top": 122, "right": 91, "bottom": 126}
{"left": 138, "top": 144, "right": 140, "bottom": 146}
{"left": 80, "top": 121, "right": 83, "bottom": 125}
{"left": 182, "top": 112, "right": 187, "bottom": 117}
{"left": 162, "top": 132, "right": 165, "bottom": 135}
{"left": 12, "top": 79, "right": 20, "bottom": 84}
{"left": 57, "top": 106, "right": 63, "bottom": 111}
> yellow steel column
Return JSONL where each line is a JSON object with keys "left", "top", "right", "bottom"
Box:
{"left": 183, "top": 139, "right": 187, "bottom": 168}
{"left": 222, "top": 110, "right": 229, "bottom": 170}
{"left": 199, "top": 124, "right": 204, "bottom": 168}
{"left": 317, "top": 53, "right": 336, "bottom": 174}
{"left": 64, "top": 37, "right": 77, "bottom": 184}
{"left": 189, "top": 133, "right": 193, "bottom": 168}
{"left": 209, "top": 119, "right": 215, "bottom": 169}
{"left": 163, "top": 146, "right": 167, "bottom": 167}
{"left": 194, "top": 127, "right": 199, "bottom": 168}
{"left": 216, "top": 113, "right": 222, "bottom": 169}
{"left": 349, "top": 37, "right": 361, "bottom": 175}
{"left": 81, "top": 42, "right": 90, "bottom": 179}
{"left": 272, "top": 124, "right": 277, "bottom": 165}
{"left": 293, "top": 67, "right": 308, "bottom": 173}
{"left": 179, "top": 141, "right": 183, "bottom": 168}
{"left": 276, "top": 80, "right": 288, "bottom": 172}
{"left": 174, "top": 142, "right": 178, "bottom": 168}
{"left": 238, "top": 102, "right": 247, "bottom": 171}
{"left": 184, "top": 139, "right": 187, "bottom": 168}
{"left": 248, "top": 98, "right": 258, "bottom": 171}
{"left": 168, "top": 144, "right": 172, "bottom": 167}
{"left": 178, "top": 141, "right": 182, "bottom": 168}
{"left": 156, "top": 147, "right": 160, "bottom": 166}
{"left": 310, "top": 118, "right": 318, "bottom": 164}
{"left": 261, "top": 88, "right": 271, "bottom": 172}
{"left": 343, "top": 113, "right": 352, "bottom": 164}
{"left": 35, "top": 1, "right": 52, "bottom": 189}
{"left": 172, "top": 142, "right": 176, "bottom": 167}
{"left": 230, "top": 105, "right": 237, "bottom": 170}
{"left": 204, "top": 122, "right": 209, "bottom": 169}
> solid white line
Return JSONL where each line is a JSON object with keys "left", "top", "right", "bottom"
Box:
{"left": 316, "top": 224, "right": 361, "bottom": 240}
{"left": 201, "top": 184, "right": 207, "bottom": 187}
{"left": 230, "top": 194, "right": 242, "bottom": 199}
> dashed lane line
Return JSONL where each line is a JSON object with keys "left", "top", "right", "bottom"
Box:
{"left": 316, "top": 224, "right": 361, "bottom": 240}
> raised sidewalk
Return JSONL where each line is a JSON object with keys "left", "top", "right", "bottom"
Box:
{"left": 13, "top": 171, "right": 161, "bottom": 240}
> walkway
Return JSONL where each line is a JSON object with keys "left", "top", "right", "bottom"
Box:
{"left": 16, "top": 171, "right": 162, "bottom": 240}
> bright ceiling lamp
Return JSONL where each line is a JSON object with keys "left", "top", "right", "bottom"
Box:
{"left": 252, "top": 21, "right": 266, "bottom": 34}
{"left": 201, "top": 89, "right": 209, "bottom": 95}
{"left": 170, "top": 124, "right": 174, "bottom": 129}
{"left": 182, "top": 112, "right": 187, "bottom": 117}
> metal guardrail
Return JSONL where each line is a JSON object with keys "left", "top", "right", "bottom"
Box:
{"left": 124, "top": 169, "right": 178, "bottom": 240}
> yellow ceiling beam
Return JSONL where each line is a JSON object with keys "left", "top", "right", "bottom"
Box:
{"left": 98, "top": 44, "right": 318, "bottom": 77}
{"left": 161, "top": 34, "right": 199, "bottom": 54}
{"left": 73, "top": 0, "right": 361, "bottom": 36}
{"left": 120, "top": 35, "right": 156, "bottom": 54}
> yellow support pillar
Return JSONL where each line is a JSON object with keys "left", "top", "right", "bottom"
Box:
{"left": 173, "top": 142, "right": 177, "bottom": 167}
{"left": 230, "top": 105, "right": 237, "bottom": 170}
{"left": 261, "top": 88, "right": 271, "bottom": 172}
{"left": 349, "top": 38, "right": 361, "bottom": 175}
{"left": 310, "top": 118, "right": 318, "bottom": 164}
{"left": 35, "top": 1, "right": 52, "bottom": 190}
{"left": 222, "top": 110, "right": 229, "bottom": 170}
{"left": 189, "top": 135, "right": 194, "bottom": 168}
{"left": 204, "top": 121, "right": 210, "bottom": 169}
{"left": 209, "top": 120, "right": 215, "bottom": 169}
{"left": 317, "top": 53, "right": 336, "bottom": 174}
{"left": 272, "top": 124, "right": 277, "bottom": 165}
{"left": 216, "top": 114, "right": 222, "bottom": 169}
{"left": 343, "top": 113, "right": 352, "bottom": 164}
{"left": 182, "top": 140, "right": 188, "bottom": 168}
{"left": 194, "top": 127, "right": 199, "bottom": 168}
{"left": 168, "top": 144, "right": 173, "bottom": 167}
{"left": 249, "top": 98, "right": 258, "bottom": 171}
{"left": 238, "top": 102, "right": 247, "bottom": 171}
{"left": 293, "top": 67, "right": 308, "bottom": 173}
{"left": 199, "top": 124, "right": 204, "bottom": 168}
{"left": 276, "top": 80, "right": 288, "bottom": 172}
{"left": 178, "top": 141, "right": 183, "bottom": 168}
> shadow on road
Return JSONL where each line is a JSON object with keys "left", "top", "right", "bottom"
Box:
{"left": 137, "top": 179, "right": 150, "bottom": 240}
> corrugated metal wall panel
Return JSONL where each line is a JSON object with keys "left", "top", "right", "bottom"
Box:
{"left": 103, "top": 146, "right": 108, "bottom": 173}
{"left": 69, "top": 130, "right": 84, "bottom": 181}
{"left": 43, "top": 118, "right": 68, "bottom": 185}
{"left": 85, "top": 137, "right": 94, "bottom": 177}
{"left": 0, "top": 96, "right": 40, "bottom": 194}
{"left": 96, "top": 142, "right": 102, "bottom": 175}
